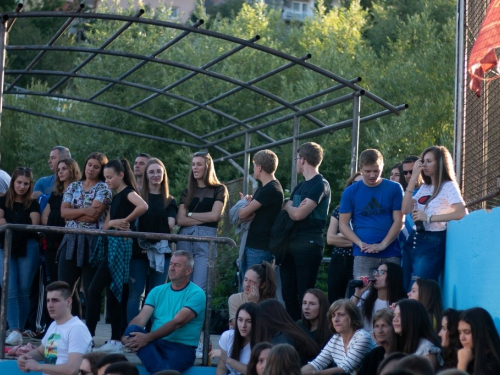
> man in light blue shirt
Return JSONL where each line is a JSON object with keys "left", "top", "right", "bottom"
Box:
{"left": 32, "top": 146, "right": 71, "bottom": 199}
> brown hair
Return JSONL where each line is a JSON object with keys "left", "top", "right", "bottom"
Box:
{"left": 82, "top": 352, "right": 107, "bottom": 375}
{"left": 344, "top": 171, "right": 362, "bottom": 189}
{"left": 253, "top": 150, "right": 278, "bottom": 174}
{"left": 141, "top": 158, "right": 173, "bottom": 208}
{"left": 359, "top": 149, "right": 384, "bottom": 168}
{"left": 53, "top": 158, "right": 81, "bottom": 196}
{"left": 301, "top": 289, "right": 331, "bottom": 348}
{"left": 81, "top": 152, "right": 108, "bottom": 182}
{"left": 327, "top": 299, "right": 364, "bottom": 333}
{"left": 262, "top": 344, "right": 301, "bottom": 375}
{"left": 247, "top": 261, "right": 277, "bottom": 301}
{"left": 297, "top": 142, "right": 323, "bottom": 167}
{"left": 6, "top": 167, "right": 35, "bottom": 210}
{"left": 184, "top": 152, "right": 228, "bottom": 211}
{"left": 46, "top": 281, "right": 72, "bottom": 300}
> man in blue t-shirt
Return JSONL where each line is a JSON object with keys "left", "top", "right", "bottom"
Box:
{"left": 339, "top": 149, "right": 404, "bottom": 279}
{"left": 281, "top": 142, "right": 331, "bottom": 321}
{"left": 123, "top": 250, "right": 206, "bottom": 374}
{"left": 32, "top": 146, "right": 71, "bottom": 200}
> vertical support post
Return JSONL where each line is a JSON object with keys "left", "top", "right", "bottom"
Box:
{"left": 243, "top": 133, "right": 251, "bottom": 196}
{"left": 350, "top": 92, "right": 362, "bottom": 176}
{"left": 202, "top": 240, "right": 215, "bottom": 366}
{"left": 291, "top": 116, "right": 300, "bottom": 191}
{"left": 0, "top": 15, "right": 8, "bottom": 164}
{"left": 0, "top": 228, "right": 12, "bottom": 359}
{"left": 453, "top": 0, "right": 465, "bottom": 185}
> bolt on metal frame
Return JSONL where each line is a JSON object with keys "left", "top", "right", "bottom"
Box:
{"left": 0, "top": 4, "right": 408, "bottom": 365}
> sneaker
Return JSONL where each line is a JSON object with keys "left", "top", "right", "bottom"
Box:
{"left": 5, "top": 331, "right": 23, "bottom": 346}
{"left": 94, "top": 340, "right": 123, "bottom": 353}
{"left": 195, "top": 342, "right": 203, "bottom": 359}
{"left": 22, "top": 330, "right": 45, "bottom": 342}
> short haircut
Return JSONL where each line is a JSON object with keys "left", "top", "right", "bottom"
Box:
{"left": 172, "top": 250, "right": 194, "bottom": 269}
{"left": 104, "top": 361, "right": 139, "bottom": 375}
{"left": 327, "top": 299, "right": 363, "bottom": 332}
{"left": 52, "top": 146, "right": 71, "bottom": 159}
{"left": 402, "top": 155, "right": 419, "bottom": 164}
{"left": 96, "top": 354, "right": 128, "bottom": 369}
{"left": 46, "top": 281, "right": 72, "bottom": 300}
{"left": 397, "top": 355, "right": 434, "bottom": 375}
{"left": 136, "top": 153, "right": 151, "bottom": 159}
{"left": 297, "top": 142, "right": 323, "bottom": 167}
{"left": 253, "top": 150, "right": 278, "bottom": 174}
{"left": 359, "top": 149, "right": 383, "bottom": 168}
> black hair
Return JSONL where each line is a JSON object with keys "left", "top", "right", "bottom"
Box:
{"left": 136, "top": 153, "right": 151, "bottom": 159}
{"left": 363, "top": 262, "right": 406, "bottom": 323}
{"left": 96, "top": 354, "right": 128, "bottom": 369}
{"left": 104, "top": 361, "right": 138, "bottom": 375}
{"left": 441, "top": 308, "right": 463, "bottom": 369}
{"left": 402, "top": 155, "right": 419, "bottom": 164}
{"left": 104, "top": 159, "right": 139, "bottom": 193}
{"left": 230, "top": 303, "right": 258, "bottom": 362}
{"left": 247, "top": 342, "right": 273, "bottom": 375}
{"left": 301, "top": 288, "right": 331, "bottom": 348}
{"left": 46, "top": 281, "right": 72, "bottom": 300}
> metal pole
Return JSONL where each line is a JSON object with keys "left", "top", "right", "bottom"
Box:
{"left": 291, "top": 116, "right": 300, "bottom": 191}
{"left": 202, "top": 240, "right": 216, "bottom": 366}
{"left": 0, "top": 229, "right": 13, "bottom": 359}
{"left": 243, "top": 133, "right": 251, "bottom": 195}
{"left": 0, "top": 15, "right": 8, "bottom": 163}
{"left": 453, "top": 0, "right": 465, "bottom": 186}
{"left": 350, "top": 92, "right": 362, "bottom": 176}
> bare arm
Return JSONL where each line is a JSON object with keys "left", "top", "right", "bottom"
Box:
{"left": 74, "top": 200, "right": 108, "bottom": 223}
{"left": 402, "top": 160, "right": 422, "bottom": 214}
{"left": 106, "top": 192, "right": 148, "bottom": 231}
{"left": 24, "top": 352, "right": 84, "bottom": 375}
{"left": 41, "top": 203, "right": 51, "bottom": 225}
{"left": 30, "top": 211, "right": 41, "bottom": 225}
{"left": 212, "top": 348, "right": 248, "bottom": 375}
{"left": 339, "top": 212, "right": 362, "bottom": 248}
{"left": 412, "top": 202, "right": 466, "bottom": 224}
{"left": 301, "top": 364, "right": 345, "bottom": 374}
{"left": 128, "top": 304, "right": 154, "bottom": 328}
{"left": 167, "top": 217, "right": 175, "bottom": 231}
{"left": 327, "top": 216, "right": 354, "bottom": 247}
{"left": 125, "top": 307, "right": 196, "bottom": 351}
{"left": 177, "top": 201, "right": 224, "bottom": 226}
{"left": 284, "top": 198, "right": 318, "bottom": 221}
{"left": 238, "top": 199, "right": 262, "bottom": 220}
{"left": 60, "top": 202, "right": 96, "bottom": 221}
{"left": 0, "top": 208, "right": 6, "bottom": 226}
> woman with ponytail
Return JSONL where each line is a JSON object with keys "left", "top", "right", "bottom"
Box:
{"left": 86, "top": 159, "right": 148, "bottom": 352}
{"left": 228, "top": 261, "right": 277, "bottom": 326}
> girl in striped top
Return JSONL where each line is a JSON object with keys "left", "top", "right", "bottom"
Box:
{"left": 301, "top": 299, "right": 376, "bottom": 374}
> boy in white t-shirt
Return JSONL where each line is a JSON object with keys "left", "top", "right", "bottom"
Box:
{"left": 17, "top": 281, "right": 92, "bottom": 375}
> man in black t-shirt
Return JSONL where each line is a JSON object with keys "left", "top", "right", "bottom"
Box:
{"left": 238, "top": 150, "right": 284, "bottom": 278}
{"left": 281, "top": 142, "right": 331, "bottom": 320}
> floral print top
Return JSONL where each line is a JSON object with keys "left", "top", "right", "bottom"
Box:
{"left": 63, "top": 180, "right": 112, "bottom": 229}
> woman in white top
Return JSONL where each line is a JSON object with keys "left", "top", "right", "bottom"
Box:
{"left": 351, "top": 262, "right": 406, "bottom": 332}
{"left": 211, "top": 302, "right": 257, "bottom": 375}
{"left": 389, "top": 299, "right": 442, "bottom": 370}
{"left": 301, "top": 299, "right": 376, "bottom": 374}
{"left": 402, "top": 145, "right": 466, "bottom": 288}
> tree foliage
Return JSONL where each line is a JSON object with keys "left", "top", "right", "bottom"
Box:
{"left": 1, "top": 0, "right": 456, "bottom": 305}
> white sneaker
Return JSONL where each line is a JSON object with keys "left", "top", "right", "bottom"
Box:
{"left": 195, "top": 342, "right": 203, "bottom": 359}
{"left": 6, "top": 331, "right": 23, "bottom": 346}
{"left": 94, "top": 340, "right": 123, "bottom": 353}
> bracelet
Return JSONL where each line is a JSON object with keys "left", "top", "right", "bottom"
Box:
{"left": 427, "top": 215, "right": 432, "bottom": 224}
{"left": 406, "top": 189, "right": 414, "bottom": 194}
{"left": 353, "top": 295, "right": 360, "bottom": 299}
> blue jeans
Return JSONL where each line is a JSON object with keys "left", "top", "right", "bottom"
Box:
{"left": 402, "top": 230, "right": 446, "bottom": 291}
{"left": 0, "top": 239, "right": 40, "bottom": 330}
{"left": 124, "top": 325, "right": 195, "bottom": 374}
{"left": 240, "top": 247, "right": 274, "bottom": 287}
{"left": 127, "top": 258, "right": 168, "bottom": 323}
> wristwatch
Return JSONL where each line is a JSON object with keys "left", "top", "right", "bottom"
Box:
{"left": 187, "top": 212, "right": 193, "bottom": 217}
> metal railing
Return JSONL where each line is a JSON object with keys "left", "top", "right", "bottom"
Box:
{"left": 0, "top": 224, "right": 236, "bottom": 365}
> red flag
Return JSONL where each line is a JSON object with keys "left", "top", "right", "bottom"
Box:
{"left": 468, "top": 0, "right": 500, "bottom": 97}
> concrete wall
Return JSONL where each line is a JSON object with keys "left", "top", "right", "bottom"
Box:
{"left": 443, "top": 206, "right": 500, "bottom": 329}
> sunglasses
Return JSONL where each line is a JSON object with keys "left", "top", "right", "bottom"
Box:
{"left": 16, "top": 167, "right": 33, "bottom": 172}
{"left": 193, "top": 151, "right": 210, "bottom": 157}
{"left": 403, "top": 170, "right": 413, "bottom": 175}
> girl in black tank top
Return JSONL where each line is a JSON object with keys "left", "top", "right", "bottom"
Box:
{"left": 86, "top": 159, "right": 148, "bottom": 351}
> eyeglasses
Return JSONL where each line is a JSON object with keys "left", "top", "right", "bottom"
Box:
{"left": 16, "top": 167, "right": 33, "bottom": 172}
{"left": 403, "top": 170, "right": 413, "bottom": 175}
{"left": 373, "top": 269, "right": 387, "bottom": 276}
{"left": 295, "top": 156, "right": 303, "bottom": 162}
{"left": 193, "top": 151, "right": 209, "bottom": 157}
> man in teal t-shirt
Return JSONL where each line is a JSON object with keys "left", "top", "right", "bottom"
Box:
{"left": 123, "top": 250, "right": 206, "bottom": 374}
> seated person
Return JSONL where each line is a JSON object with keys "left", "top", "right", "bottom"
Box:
{"left": 301, "top": 299, "right": 377, "bottom": 374}
{"left": 80, "top": 352, "right": 106, "bottom": 375}
{"left": 104, "top": 361, "right": 139, "bottom": 375}
{"left": 122, "top": 250, "right": 206, "bottom": 374}
{"left": 96, "top": 354, "right": 129, "bottom": 375}
{"left": 17, "top": 281, "right": 92, "bottom": 375}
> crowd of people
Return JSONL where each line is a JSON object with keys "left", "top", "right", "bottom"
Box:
{"left": 0, "top": 141, "right": 495, "bottom": 375}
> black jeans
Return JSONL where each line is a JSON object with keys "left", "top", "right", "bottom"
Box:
{"left": 327, "top": 254, "right": 354, "bottom": 304}
{"left": 280, "top": 241, "right": 323, "bottom": 321}
{"left": 86, "top": 259, "right": 123, "bottom": 340}
{"left": 58, "top": 246, "right": 96, "bottom": 318}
